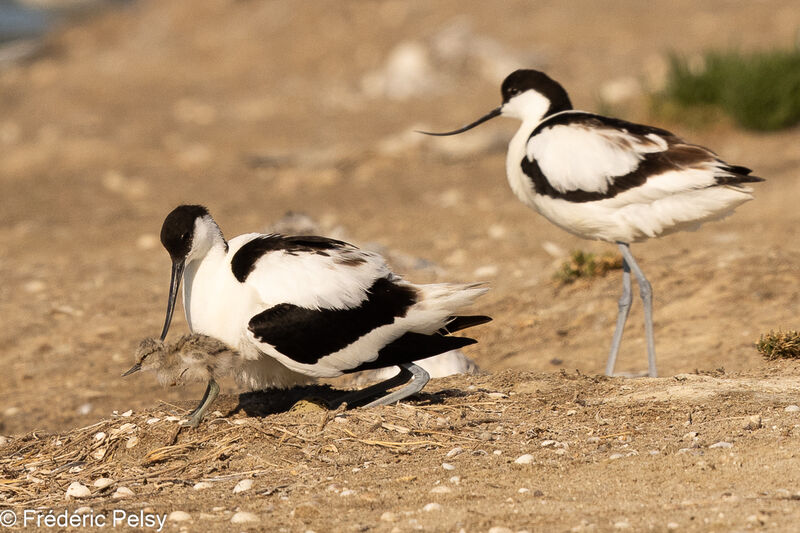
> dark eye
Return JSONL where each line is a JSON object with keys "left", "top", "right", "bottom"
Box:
{"left": 508, "top": 87, "right": 520, "bottom": 96}
{"left": 181, "top": 232, "right": 189, "bottom": 240}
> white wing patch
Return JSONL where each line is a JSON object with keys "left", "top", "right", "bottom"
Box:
{"left": 227, "top": 234, "right": 391, "bottom": 311}
{"left": 527, "top": 124, "right": 668, "bottom": 194}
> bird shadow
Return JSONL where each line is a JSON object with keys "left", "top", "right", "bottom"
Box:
{"left": 215, "top": 384, "right": 469, "bottom": 419}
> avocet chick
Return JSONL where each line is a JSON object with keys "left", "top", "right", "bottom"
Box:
{"left": 125, "top": 334, "right": 239, "bottom": 426}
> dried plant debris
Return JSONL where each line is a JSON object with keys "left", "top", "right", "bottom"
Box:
{"left": 756, "top": 330, "right": 800, "bottom": 360}
{"left": 554, "top": 250, "right": 623, "bottom": 285}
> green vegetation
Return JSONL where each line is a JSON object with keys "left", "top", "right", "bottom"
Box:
{"left": 756, "top": 330, "right": 800, "bottom": 360}
{"left": 655, "top": 48, "right": 800, "bottom": 131}
{"left": 554, "top": 250, "right": 623, "bottom": 285}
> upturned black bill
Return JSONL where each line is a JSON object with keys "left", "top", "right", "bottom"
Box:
{"left": 417, "top": 106, "right": 502, "bottom": 136}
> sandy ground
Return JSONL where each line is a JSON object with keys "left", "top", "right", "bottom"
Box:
{"left": 1, "top": 0, "right": 800, "bottom": 531}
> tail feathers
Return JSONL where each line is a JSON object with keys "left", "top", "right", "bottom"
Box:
{"left": 416, "top": 282, "right": 489, "bottom": 311}
{"left": 343, "top": 332, "right": 477, "bottom": 373}
{"left": 439, "top": 315, "right": 492, "bottom": 335}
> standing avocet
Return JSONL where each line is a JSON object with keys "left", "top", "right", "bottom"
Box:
{"left": 421, "top": 69, "right": 763, "bottom": 377}
{"left": 125, "top": 205, "right": 490, "bottom": 425}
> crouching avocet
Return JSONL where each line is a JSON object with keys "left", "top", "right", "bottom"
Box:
{"left": 124, "top": 205, "right": 490, "bottom": 426}
{"left": 421, "top": 69, "right": 764, "bottom": 377}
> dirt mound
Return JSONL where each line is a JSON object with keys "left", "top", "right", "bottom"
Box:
{"left": 4, "top": 367, "right": 800, "bottom": 531}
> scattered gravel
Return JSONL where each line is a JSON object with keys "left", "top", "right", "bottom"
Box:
{"left": 709, "top": 441, "right": 734, "bottom": 449}
{"left": 168, "top": 511, "right": 192, "bottom": 522}
{"left": 446, "top": 447, "right": 464, "bottom": 458}
{"left": 93, "top": 478, "right": 115, "bottom": 489}
{"left": 743, "top": 414, "right": 762, "bottom": 430}
{"left": 233, "top": 479, "right": 253, "bottom": 494}
{"left": 65, "top": 482, "right": 90, "bottom": 499}
{"left": 231, "top": 511, "right": 259, "bottom": 524}
{"left": 112, "top": 486, "right": 134, "bottom": 499}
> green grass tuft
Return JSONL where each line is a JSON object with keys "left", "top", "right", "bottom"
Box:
{"left": 554, "top": 250, "right": 623, "bottom": 285}
{"left": 756, "top": 330, "right": 800, "bottom": 360}
{"left": 655, "top": 48, "right": 800, "bottom": 131}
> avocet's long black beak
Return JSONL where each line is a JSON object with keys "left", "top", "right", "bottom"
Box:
{"left": 159, "top": 259, "right": 185, "bottom": 341}
{"left": 417, "top": 106, "right": 503, "bottom": 136}
{"left": 121, "top": 363, "right": 141, "bottom": 377}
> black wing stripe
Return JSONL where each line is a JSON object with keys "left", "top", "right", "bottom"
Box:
{"left": 342, "top": 333, "right": 478, "bottom": 373}
{"left": 524, "top": 113, "right": 763, "bottom": 202}
{"left": 231, "top": 234, "right": 356, "bottom": 282}
{"left": 248, "top": 277, "right": 417, "bottom": 365}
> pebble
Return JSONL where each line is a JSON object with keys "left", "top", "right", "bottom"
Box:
{"left": 75, "top": 507, "right": 92, "bottom": 515}
{"left": 446, "top": 447, "right": 463, "bottom": 458}
{"left": 666, "top": 523, "right": 679, "bottom": 530}
{"left": 340, "top": 489, "right": 356, "bottom": 497}
{"left": 514, "top": 454, "right": 534, "bottom": 464}
{"left": 785, "top": 405, "right": 800, "bottom": 413}
{"left": 233, "top": 479, "right": 253, "bottom": 494}
{"left": 380, "top": 511, "right": 397, "bottom": 522}
{"left": 126, "top": 436, "right": 139, "bottom": 449}
{"left": 193, "top": 482, "right": 213, "bottom": 491}
{"left": 91, "top": 448, "right": 106, "bottom": 460}
{"left": 422, "top": 503, "right": 442, "bottom": 512}
{"left": 493, "top": 450, "right": 502, "bottom": 455}
{"left": 442, "top": 463, "right": 456, "bottom": 470}
{"left": 94, "top": 432, "right": 106, "bottom": 441}
{"left": 487, "top": 392, "right": 508, "bottom": 400}
{"left": 709, "top": 441, "right": 733, "bottom": 449}
{"left": 614, "top": 520, "right": 632, "bottom": 529}
{"left": 65, "top": 482, "right": 91, "bottom": 499}
{"left": 609, "top": 453, "right": 625, "bottom": 460}
{"left": 93, "top": 478, "right": 115, "bottom": 489}
{"left": 231, "top": 511, "right": 259, "bottom": 524}
{"left": 743, "top": 414, "right": 762, "bottom": 430}
{"left": 120, "top": 410, "right": 133, "bottom": 417}
{"left": 449, "top": 476, "right": 460, "bottom": 485}
{"left": 430, "top": 486, "right": 452, "bottom": 494}
{"left": 168, "top": 511, "right": 192, "bottom": 522}
{"left": 518, "top": 488, "right": 530, "bottom": 494}
{"left": 540, "top": 440, "right": 557, "bottom": 447}
{"left": 112, "top": 486, "right": 134, "bottom": 499}
{"left": 0, "top": 436, "right": 8, "bottom": 446}
{"left": 165, "top": 416, "right": 181, "bottom": 422}
{"left": 146, "top": 417, "right": 161, "bottom": 424}
{"left": 488, "top": 527, "right": 513, "bottom": 533}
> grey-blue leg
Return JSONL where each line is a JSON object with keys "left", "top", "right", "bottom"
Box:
{"left": 185, "top": 379, "right": 220, "bottom": 427}
{"left": 605, "top": 255, "right": 632, "bottom": 376}
{"left": 617, "top": 243, "right": 657, "bottom": 377}
{"left": 337, "top": 363, "right": 430, "bottom": 409}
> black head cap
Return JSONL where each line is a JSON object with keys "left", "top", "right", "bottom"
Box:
{"left": 501, "top": 69, "right": 573, "bottom": 115}
{"left": 160, "top": 205, "right": 210, "bottom": 260}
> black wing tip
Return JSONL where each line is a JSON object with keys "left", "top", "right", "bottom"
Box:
{"left": 439, "top": 315, "right": 492, "bottom": 335}
{"left": 724, "top": 165, "right": 766, "bottom": 183}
